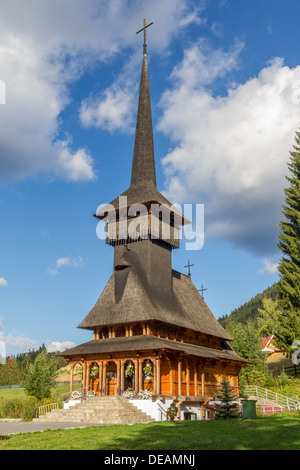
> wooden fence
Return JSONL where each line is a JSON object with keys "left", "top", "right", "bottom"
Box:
{"left": 271, "top": 364, "right": 300, "bottom": 377}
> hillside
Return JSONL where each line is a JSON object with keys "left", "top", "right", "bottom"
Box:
{"left": 219, "top": 282, "right": 278, "bottom": 328}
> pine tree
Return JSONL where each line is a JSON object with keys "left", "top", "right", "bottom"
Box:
{"left": 277, "top": 129, "right": 300, "bottom": 353}
{"left": 213, "top": 376, "right": 241, "bottom": 419}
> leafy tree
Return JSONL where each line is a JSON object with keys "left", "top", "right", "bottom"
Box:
{"left": 225, "top": 320, "right": 267, "bottom": 386}
{"left": 213, "top": 376, "right": 242, "bottom": 419}
{"left": 225, "top": 321, "right": 262, "bottom": 362}
{"left": 23, "top": 349, "right": 59, "bottom": 400}
{"left": 277, "top": 129, "right": 300, "bottom": 353}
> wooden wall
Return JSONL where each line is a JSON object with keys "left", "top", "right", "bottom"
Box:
{"left": 74, "top": 353, "right": 241, "bottom": 399}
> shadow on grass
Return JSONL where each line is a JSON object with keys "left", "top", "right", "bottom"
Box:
{"left": 92, "top": 415, "right": 300, "bottom": 451}
{"left": 1, "top": 414, "right": 300, "bottom": 450}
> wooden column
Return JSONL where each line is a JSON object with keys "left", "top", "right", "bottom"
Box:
{"left": 156, "top": 357, "right": 161, "bottom": 395}
{"left": 117, "top": 361, "right": 121, "bottom": 395}
{"left": 121, "top": 361, "right": 125, "bottom": 394}
{"left": 178, "top": 359, "right": 182, "bottom": 396}
{"left": 139, "top": 359, "right": 143, "bottom": 391}
{"left": 103, "top": 362, "right": 107, "bottom": 396}
{"left": 201, "top": 371, "right": 205, "bottom": 397}
{"left": 86, "top": 363, "right": 91, "bottom": 392}
{"left": 153, "top": 359, "right": 157, "bottom": 394}
{"left": 169, "top": 359, "right": 174, "bottom": 396}
{"left": 194, "top": 362, "right": 198, "bottom": 397}
{"left": 186, "top": 360, "right": 190, "bottom": 396}
{"left": 134, "top": 359, "right": 139, "bottom": 394}
{"left": 70, "top": 363, "right": 74, "bottom": 394}
{"left": 82, "top": 362, "right": 87, "bottom": 395}
{"left": 99, "top": 361, "right": 103, "bottom": 396}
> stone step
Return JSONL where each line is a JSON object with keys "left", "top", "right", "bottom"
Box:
{"left": 40, "top": 412, "right": 150, "bottom": 420}
{"left": 34, "top": 397, "right": 154, "bottom": 425}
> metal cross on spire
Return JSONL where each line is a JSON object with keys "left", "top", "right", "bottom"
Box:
{"left": 198, "top": 284, "right": 208, "bottom": 299}
{"left": 136, "top": 18, "right": 154, "bottom": 54}
{"left": 184, "top": 260, "right": 194, "bottom": 279}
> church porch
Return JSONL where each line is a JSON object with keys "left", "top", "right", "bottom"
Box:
{"left": 66, "top": 352, "right": 241, "bottom": 404}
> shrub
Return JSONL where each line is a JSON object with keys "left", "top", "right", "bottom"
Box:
{"left": 23, "top": 349, "right": 59, "bottom": 400}
{"left": 166, "top": 401, "right": 178, "bottom": 421}
{"left": 0, "top": 396, "right": 53, "bottom": 421}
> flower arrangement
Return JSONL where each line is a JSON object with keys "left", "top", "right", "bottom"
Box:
{"left": 143, "top": 363, "right": 152, "bottom": 378}
{"left": 122, "top": 388, "right": 136, "bottom": 399}
{"left": 138, "top": 389, "right": 152, "bottom": 400}
{"left": 125, "top": 363, "right": 134, "bottom": 377}
{"left": 90, "top": 365, "right": 99, "bottom": 377}
{"left": 87, "top": 390, "right": 96, "bottom": 397}
{"left": 70, "top": 390, "right": 83, "bottom": 399}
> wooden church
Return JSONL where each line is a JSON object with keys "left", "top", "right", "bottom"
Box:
{"left": 59, "top": 21, "right": 248, "bottom": 414}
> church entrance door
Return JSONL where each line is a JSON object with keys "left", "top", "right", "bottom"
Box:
{"left": 106, "top": 362, "right": 117, "bottom": 396}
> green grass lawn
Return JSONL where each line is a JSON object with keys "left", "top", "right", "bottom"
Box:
{"left": 1, "top": 414, "right": 300, "bottom": 450}
{"left": 0, "top": 383, "right": 80, "bottom": 401}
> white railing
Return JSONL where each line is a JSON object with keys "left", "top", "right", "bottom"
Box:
{"left": 243, "top": 385, "right": 300, "bottom": 411}
{"left": 157, "top": 401, "right": 168, "bottom": 421}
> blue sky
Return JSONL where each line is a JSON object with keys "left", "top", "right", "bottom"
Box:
{"left": 1, "top": 0, "right": 300, "bottom": 356}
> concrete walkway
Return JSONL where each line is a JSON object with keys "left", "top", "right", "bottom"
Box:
{"left": 0, "top": 420, "right": 103, "bottom": 435}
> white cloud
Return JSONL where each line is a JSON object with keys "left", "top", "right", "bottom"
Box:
{"left": 48, "top": 256, "right": 86, "bottom": 275}
{"left": 0, "top": 34, "right": 96, "bottom": 184}
{"left": 80, "top": 82, "right": 136, "bottom": 134}
{"left": 0, "top": 331, "right": 38, "bottom": 353}
{"left": 55, "top": 140, "right": 96, "bottom": 182}
{"left": 259, "top": 259, "right": 279, "bottom": 276}
{"left": 0, "top": 278, "right": 8, "bottom": 287}
{"left": 46, "top": 341, "right": 75, "bottom": 353}
{"left": 0, "top": 0, "right": 202, "bottom": 184}
{"left": 158, "top": 40, "right": 300, "bottom": 255}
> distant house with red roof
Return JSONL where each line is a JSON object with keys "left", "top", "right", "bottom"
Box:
{"left": 260, "top": 335, "right": 283, "bottom": 356}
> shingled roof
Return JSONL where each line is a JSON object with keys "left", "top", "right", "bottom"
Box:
{"left": 57, "top": 335, "right": 248, "bottom": 364}
{"left": 78, "top": 263, "right": 232, "bottom": 341}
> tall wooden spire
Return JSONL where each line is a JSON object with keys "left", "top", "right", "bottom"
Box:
{"left": 130, "top": 51, "right": 156, "bottom": 188}
{"left": 131, "top": 21, "right": 156, "bottom": 188}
